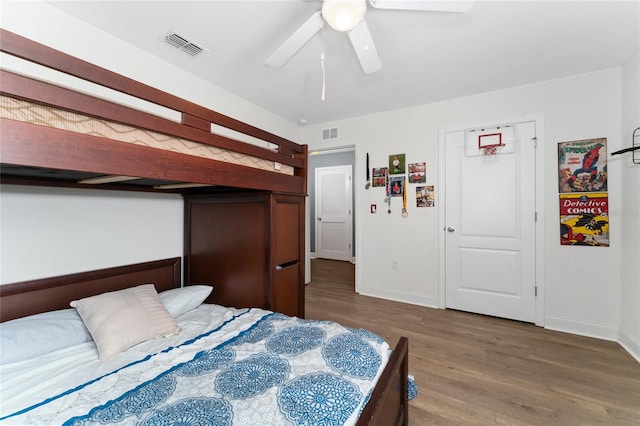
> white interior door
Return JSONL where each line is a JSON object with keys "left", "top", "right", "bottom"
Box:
{"left": 315, "top": 165, "right": 352, "bottom": 261}
{"left": 445, "top": 121, "right": 537, "bottom": 322}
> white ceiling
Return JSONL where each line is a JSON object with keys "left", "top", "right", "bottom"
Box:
{"left": 47, "top": 0, "right": 639, "bottom": 126}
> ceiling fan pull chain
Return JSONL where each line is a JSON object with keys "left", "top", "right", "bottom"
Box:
{"left": 320, "top": 52, "right": 326, "bottom": 101}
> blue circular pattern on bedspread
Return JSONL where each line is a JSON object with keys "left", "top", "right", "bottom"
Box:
{"left": 351, "top": 328, "right": 384, "bottom": 344}
{"left": 265, "top": 325, "right": 325, "bottom": 355}
{"left": 322, "top": 333, "right": 380, "bottom": 379}
{"left": 139, "top": 397, "right": 232, "bottom": 426}
{"left": 215, "top": 353, "right": 290, "bottom": 399}
{"left": 231, "top": 320, "right": 274, "bottom": 345}
{"left": 277, "top": 372, "right": 361, "bottom": 425}
{"left": 177, "top": 348, "right": 235, "bottom": 376}
{"left": 68, "top": 374, "right": 176, "bottom": 425}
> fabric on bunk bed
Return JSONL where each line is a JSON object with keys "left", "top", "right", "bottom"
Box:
{"left": 0, "top": 95, "right": 295, "bottom": 176}
{"left": 1, "top": 304, "right": 415, "bottom": 425}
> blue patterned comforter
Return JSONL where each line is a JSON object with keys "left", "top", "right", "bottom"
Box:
{"left": 2, "top": 308, "right": 413, "bottom": 425}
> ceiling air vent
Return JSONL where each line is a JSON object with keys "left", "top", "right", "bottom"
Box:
{"left": 164, "top": 31, "right": 206, "bottom": 57}
{"left": 322, "top": 127, "right": 338, "bottom": 140}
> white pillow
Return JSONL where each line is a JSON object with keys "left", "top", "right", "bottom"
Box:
{"left": 0, "top": 309, "right": 93, "bottom": 364}
{"left": 159, "top": 285, "right": 213, "bottom": 318}
{"left": 71, "top": 284, "right": 179, "bottom": 361}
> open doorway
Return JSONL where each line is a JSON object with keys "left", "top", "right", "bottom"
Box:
{"left": 308, "top": 148, "right": 355, "bottom": 260}
{"left": 308, "top": 148, "right": 356, "bottom": 286}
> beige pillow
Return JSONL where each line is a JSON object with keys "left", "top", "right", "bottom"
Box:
{"left": 71, "top": 284, "right": 180, "bottom": 361}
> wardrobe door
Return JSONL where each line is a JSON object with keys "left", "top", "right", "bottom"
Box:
{"left": 272, "top": 262, "right": 301, "bottom": 317}
{"left": 186, "top": 196, "right": 267, "bottom": 309}
{"left": 270, "top": 194, "right": 305, "bottom": 317}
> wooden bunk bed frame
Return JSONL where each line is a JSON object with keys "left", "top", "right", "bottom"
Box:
{"left": 0, "top": 29, "right": 307, "bottom": 194}
{"left": 0, "top": 29, "right": 409, "bottom": 426}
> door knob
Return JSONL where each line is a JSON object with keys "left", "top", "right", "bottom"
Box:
{"left": 447, "top": 226, "right": 455, "bottom": 232}
{"left": 318, "top": 217, "right": 322, "bottom": 221}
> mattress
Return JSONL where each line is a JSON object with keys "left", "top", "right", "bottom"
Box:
{"left": 1, "top": 304, "right": 394, "bottom": 425}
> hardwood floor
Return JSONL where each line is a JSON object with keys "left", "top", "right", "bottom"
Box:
{"left": 305, "top": 259, "right": 640, "bottom": 425}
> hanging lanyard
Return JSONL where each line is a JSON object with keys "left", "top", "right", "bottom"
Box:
{"left": 387, "top": 177, "right": 391, "bottom": 214}
{"left": 402, "top": 177, "right": 408, "bottom": 218}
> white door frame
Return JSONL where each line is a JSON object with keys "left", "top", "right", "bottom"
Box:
{"left": 315, "top": 164, "right": 353, "bottom": 261}
{"left": 438, "top": 114, "right": 546, "bottom": 326}
{"left": 305, "top": 146, "right": 356, "bottom": 283}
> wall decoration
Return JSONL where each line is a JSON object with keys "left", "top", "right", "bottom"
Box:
{"left": 558, "top": 138, "right": 607, "bottom": 193}
{"left": 365, "top": 152, "right": 371, "bottom": 189}
{"left": 388, "top": 153, "right": 406, "bottom": 174}
{"left": 559, "top": 192, "right": 609, "bottom": 246}
{"left": 416, "top": 186, "right": 435, "bottom": 207}
{"left": 401, "top": 177, "right": 408, "bottom": 218}
{"left": 389, "top": 176, "right": 404, "bottom": 197}
{"left": 372, "top": 167, "right": 388, "bottom": 187}
{"left": 408, "top": 162, "right": 426, "bottom": 183}
{"left": 370, "top": 204, "right": 377, "bottom": 214}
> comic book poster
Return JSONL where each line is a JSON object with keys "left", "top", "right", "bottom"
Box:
{"left": 558, "top": 138, "right": 607, "bottom": 193}
{"left": 559, "top": 192, "right": 609, "bottom": 246}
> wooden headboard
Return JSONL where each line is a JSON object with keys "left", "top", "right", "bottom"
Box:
{"left": 0, "top": 257, "right": 181, "bottom": 322}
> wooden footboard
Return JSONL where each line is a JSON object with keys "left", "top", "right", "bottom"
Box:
{"left": 357, "top": 336, "right": 409, "bottom": 426}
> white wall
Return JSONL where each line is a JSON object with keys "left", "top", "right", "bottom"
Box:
{"left": 619, "top": 50, "right": 640, "bottom": 361}
{"left": 0, "top": 186, "right": 183, "bottom": 284}
{"left": 0, "top": 1, "right": 300, "bottom": 141}
{"left": 302, "top": 68, "right": 627, "bottom": 344}
{"left": 0, "top": 1, "right": 302, "bottom": 283}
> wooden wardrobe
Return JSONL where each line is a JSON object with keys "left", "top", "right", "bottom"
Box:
{"left": 184, "top": 191, "right": 305, "bottom": 318}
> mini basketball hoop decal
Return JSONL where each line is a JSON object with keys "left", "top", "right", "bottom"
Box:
{"left": 479, "top": 133, "right": 504, "bottom": 156}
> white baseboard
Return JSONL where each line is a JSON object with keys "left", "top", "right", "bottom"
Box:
{"left": 619, "top": 328, "right": 640, "bottom": 363}
{"left": 356, "top": 286, "right": 440, "bottom": 309}
{"left": 310, "top": 253, "right": 355, "bottom": 263}
{"left": 544, "top": 314, "right": 619, "bottom": 342}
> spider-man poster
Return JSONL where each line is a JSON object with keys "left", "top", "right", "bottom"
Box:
{"left": 558, "top": 138, "right": 607, "bottom": 193}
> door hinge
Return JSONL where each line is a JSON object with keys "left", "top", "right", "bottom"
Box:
{"left": 532, "top": 136, "right": 538, "bottom": 148}
{"left": 535, "top": 211, "right": 538, "bottom": 222}
{"left": 535, "top": 286, "right": 538, "bottom": 297}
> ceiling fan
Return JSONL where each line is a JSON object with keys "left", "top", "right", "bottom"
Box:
{"left": 266, "top": 0, "right": 475, "bottom": 74}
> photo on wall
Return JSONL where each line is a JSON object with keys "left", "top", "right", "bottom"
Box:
{"left": 372, "top": 167, "right": 388, "bottom": 187}
{"left": 558, "top": 138, "right": 607, "bottom": 193}
{"left": 408, "top": 162, "right": 426, "bottom": 183}
{"left": 416, "top": 185, "right": 435, "bottom": 207}
{"left": 389, "top": 176, "right": 404, "bottom": 197}
{"left": 388, "top": 154, "right": 406, "bottom": 175}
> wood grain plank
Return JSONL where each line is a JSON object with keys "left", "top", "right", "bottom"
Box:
{"left": 305, "top": 259, "right": 640, "bottom": 426}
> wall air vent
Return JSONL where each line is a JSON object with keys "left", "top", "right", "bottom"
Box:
{"left": 164, "top": 31, "right": 206, "bottom": 57}
{"left": 322, "top": 127, "right": 338, "bottom": 140}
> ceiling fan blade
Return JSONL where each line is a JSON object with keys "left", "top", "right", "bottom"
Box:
{"left": 266, "top": 11, "right": 324, "bottom": 68}
{"left": 368, "top": 0, "right": 475, "bottom": 13}
{"left": 348, "top": 19, "right": 381, "bottom": 74}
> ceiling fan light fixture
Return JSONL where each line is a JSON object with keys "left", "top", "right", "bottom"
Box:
{"left": 322, "top": 0, "right": 367, "bottom": 32}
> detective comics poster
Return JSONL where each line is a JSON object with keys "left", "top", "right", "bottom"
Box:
{"left": 559, "top": 192, "right": 609, "bottom": 246}
{"left": 558, "top": 138, "right": 607, "bottom": 193}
